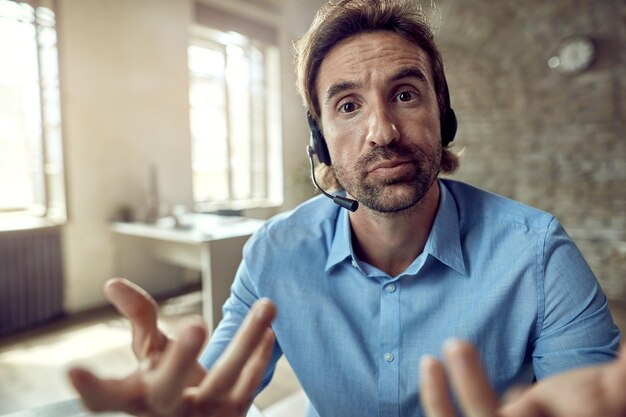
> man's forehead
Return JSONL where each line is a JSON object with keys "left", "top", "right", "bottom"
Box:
{"left": 316, "top": 31, "right": 433, "bottom": 92}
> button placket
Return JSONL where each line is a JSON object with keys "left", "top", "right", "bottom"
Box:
{"left": 378, "top": 279, "right": 401, "bottom": 416}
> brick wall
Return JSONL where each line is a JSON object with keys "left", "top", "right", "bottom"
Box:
{"left": 435, "top": 0, "right": 626, "bottom": 298}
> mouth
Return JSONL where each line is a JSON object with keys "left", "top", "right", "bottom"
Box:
{"left": 367, "top": 159, "right": 412, "bottom": 175}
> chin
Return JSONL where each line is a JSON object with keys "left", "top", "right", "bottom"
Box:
{"left": 359, "top": 185, "right": 425, "bottom": 214}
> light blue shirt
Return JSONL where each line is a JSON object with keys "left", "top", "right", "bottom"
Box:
{"left": 200, "top": 179, "right": 620, "bottom": 417}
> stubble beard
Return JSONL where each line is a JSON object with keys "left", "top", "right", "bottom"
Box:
{"left": 334, "top": 142, "right": 441, "bottom": 214}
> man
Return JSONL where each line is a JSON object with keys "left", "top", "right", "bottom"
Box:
{"left": 70, "top": 1, "right": 621, "bottom": 416}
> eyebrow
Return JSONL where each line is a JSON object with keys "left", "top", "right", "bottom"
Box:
{"left": 323, "top": 66, "right": 429, "bottom": 104}
{"left": 391, "top": 66, "right": 428, "bottom": 84}
{"left": 325, "top": 80, "right": 361, "bottom": 104}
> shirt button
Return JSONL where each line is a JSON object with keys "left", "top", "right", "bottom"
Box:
{"left": 385, "top": 283, "right": 397, "bottom": 293}
{"left": 384, "top": 352, "right": 394, "bottom": 362}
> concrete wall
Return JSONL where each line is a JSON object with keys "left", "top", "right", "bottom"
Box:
{"left": 433, "top": 0, "right": 626, "bottom": 298}
{"left": 57, "top": 0, "right": 194, "bottom": 312}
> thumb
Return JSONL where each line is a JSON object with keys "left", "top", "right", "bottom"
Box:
{"left": 104, "top": 278, "right": 167, "bottom": 358}
{"left": 500, "top": 395, "right": 547, "bottom": 417}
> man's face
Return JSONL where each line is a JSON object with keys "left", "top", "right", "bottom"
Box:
{"left": 316, "top": 31, "right": 442, "bottom": 213}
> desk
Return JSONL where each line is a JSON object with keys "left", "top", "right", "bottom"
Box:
{"left": 0, "top": 398, "right": 265, "bottom": 417}
{"left": 112, "top": 214, "right": 264, "bottom": 333}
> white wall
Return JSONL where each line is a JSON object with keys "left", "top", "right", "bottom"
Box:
{"left": 275, "top": 0, "right": 324, "bottom": 210}
{"left": 58, "top": 0, "right": 194, "bottom": 312}
{"left": 55, "top": 0, "right": 326, "bottom": 313}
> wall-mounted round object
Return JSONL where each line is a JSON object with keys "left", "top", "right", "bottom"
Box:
{"left": 548, "top": 36, "right": 596, "bottom": 74}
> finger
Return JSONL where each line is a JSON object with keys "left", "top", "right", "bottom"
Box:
{"left": 500, "top": 385, "right": 529, "bottom": 406}
{"left": 499, "top": 396, "right": 546, "bottom": 417}
{"left": 199, "top": 299, "right": 277, "bottom": 398}
{"left": 105, "top": 278, "right": 159, "bottom": 327}
{"left": 420, "top": 354, "right": 458, "bottom": 417}
{"left": 144, "top": 319, "right": 208, "bottom": 414}
{"left": 444, "top": 339, "right": 499, "bottom": 417}
{"left": 105, "top": 278, "right": 168, "bottom": 358}
{"left": 68, "top": 367, "right": 144, "bottom": 414}
{"left": 229, "top": 328, "right": 276, "bottom": 403}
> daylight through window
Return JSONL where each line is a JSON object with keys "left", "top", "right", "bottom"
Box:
{"left": 0, "top": 0, "right": 65, "bottom": 220}
{"left": 188, "top": 13, "right": 282, "bottom": 211}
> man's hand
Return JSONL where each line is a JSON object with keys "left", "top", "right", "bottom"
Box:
{"left": 420, "top": 340, "right": 499, "bottom": 417}
{"left": 420, "top": 339, "right": 626, "bottom": 417}
{"left": 68, "top": 278, "right": 276, "bottom": 417}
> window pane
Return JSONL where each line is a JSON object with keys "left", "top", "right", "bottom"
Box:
{"left": 0, "top": 4, "right": 42, "bottom": 211}
{"left": 227, "top": 45, "right": 251, "bottom": 200}
{"left": 189, "top": 45, "right": 230, "bottom": 202}
{"left": 188, "top": 45, "right": 224, "bottom": 77}
{"left": 249, "top": 45, "right": 266, "bottom": 199}
{"left": 189, "top": 24, "right": 282, "bottom": 210}
{"left": 0, "top": 0, "right": 65, "bottom": 217}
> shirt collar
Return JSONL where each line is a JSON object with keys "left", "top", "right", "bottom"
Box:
{"left": 324, "top": 180, "right": 467, "bottom": 276}
{"left": 325, "top": 206, "right": 353, "bottom": 272}
{"left": 424, "top": 180, "right": 467, "bottom": 275}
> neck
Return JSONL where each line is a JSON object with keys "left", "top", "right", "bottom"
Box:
{"left": 348, "top": 181, "right": 440, "bottom": 277}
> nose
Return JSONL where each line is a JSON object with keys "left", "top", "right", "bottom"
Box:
{"left": 365, "top": 106, "right": 399, "bottom": 147}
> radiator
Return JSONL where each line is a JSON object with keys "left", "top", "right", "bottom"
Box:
{"left": 0, "top": 226, "right": 64, "bottom": 337}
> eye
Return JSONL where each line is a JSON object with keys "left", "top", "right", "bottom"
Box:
{"left": 338, "top": 101, "right": 358, "bottom": 113}
{"left": 394, "top": 90, "right": 417, "bottom": 103}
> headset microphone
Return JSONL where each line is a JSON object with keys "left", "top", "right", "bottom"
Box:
{"left": 306, "top": 145, "right": 359, "bottom": 212}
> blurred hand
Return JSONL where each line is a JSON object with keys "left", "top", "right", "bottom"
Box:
{"left": 68, "top": 278, "right": 276, "bottom": 417}
{"left": 420, "top": 339, "right": 626, "bottom": 417}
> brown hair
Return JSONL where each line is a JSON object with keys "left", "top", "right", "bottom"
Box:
{"left": 295, "top": 0, "right": 459, "bottom": 189}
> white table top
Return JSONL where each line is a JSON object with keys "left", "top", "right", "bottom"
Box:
{"left": 112, "top": 213, "right": 265, "bottom": 244}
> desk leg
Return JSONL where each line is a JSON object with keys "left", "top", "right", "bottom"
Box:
{"left": 199, "top": 236, "right": 249, "bottom": 335}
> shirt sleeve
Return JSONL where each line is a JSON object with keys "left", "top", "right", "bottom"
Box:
{"left": 532, "top": 217, "right": 621, "bottom": 379}
{"left": 198, "top": 237, "right": 283, "bottom": 393}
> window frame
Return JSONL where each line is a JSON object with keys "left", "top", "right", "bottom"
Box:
{"left": 188, "top": 21, "right": 282, "bottom": 212}
{"left": 0, "top": 0, "right": 66, "bottom": 223}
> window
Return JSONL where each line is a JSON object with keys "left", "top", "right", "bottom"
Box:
{"left": 189, "top": 4, "right": 282, "bottom": 212}
{"left": 0, "top": 0, "right": 65, "bottom": 221}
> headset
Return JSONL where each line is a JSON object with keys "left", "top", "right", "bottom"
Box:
{"left": 306, "top": 80, "right": 457, "bottom": 212}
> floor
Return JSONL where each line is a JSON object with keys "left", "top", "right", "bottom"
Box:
{"left": 0, "top": 292, "right": 625, "bottom": 416}
{"left": 0, "top": 290, "right": 301, "bottom": 415}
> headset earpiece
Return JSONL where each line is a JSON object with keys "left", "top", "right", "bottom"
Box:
{"left": 307, "top": 113, "right": 332, "bottom": 165}
{"left": 441, "top": 107, "right": 457, "bottom": 147}
{"left": 440, "top": 82, "right": 457, "bottom": 147}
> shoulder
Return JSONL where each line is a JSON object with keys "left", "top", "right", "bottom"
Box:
{"left": 245, "top": 194, "right": 340, "bottom": 253}
{"left": 441, "top": 179, "right": 556, "bottom": 233}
